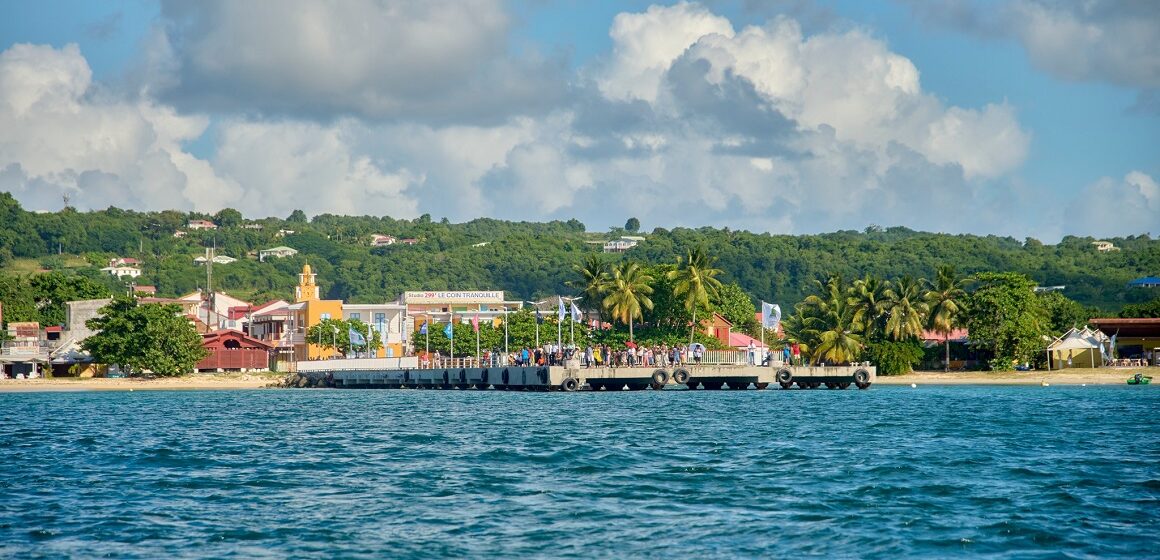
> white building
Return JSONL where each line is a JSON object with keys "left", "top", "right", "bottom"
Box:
{"left": 343, "top": 303, "right": 409, "bottom": 357}
{"left": 259, "top": 246, "right": 299, "bottom": 261}
{"left": 99, "top": 266, "right": 142, "bottom": 278}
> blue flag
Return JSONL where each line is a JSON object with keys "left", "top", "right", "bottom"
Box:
{"left": 348, "top": 327, "right": 366, "bottom": 346}
{"left": 444, "top": 323, "right": 454, "bottom": 339}
{"left": 419, "top": 321, "right": 428, "bottom": 335}
{"left": 557, "top": 297, "right": 566, "bottom": 321}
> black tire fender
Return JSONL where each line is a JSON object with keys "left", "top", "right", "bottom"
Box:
{"left": 776, "top": 368, "right": 793, "bottom": 384}
{"left": 480, "top": 369, "right": 489, "bottom": 383}
{"left": 538, "top": 367, "right": 549, "bottom": 384}
{"left": 460, "top": 369, "right": 468, "bottom": 383}
{"left": 501, "top": 368, "right": 510, "bottom": 385}
{"left": 561, "top": 377, "right": 579, "bottom": 392}
{"left": 854, "top": 368, "right": 871, "bottom": 389}
{"left": 651, "top": 369, "right": 669, "bottom": 386}
{"left": 403, "top": 369, "right": 411, "bottom": 382}
{"left": 443, "top": 370, "right": 450, "bottom": 385}
{"left": 671, "top": 368, "right": 690, "bottom": 384}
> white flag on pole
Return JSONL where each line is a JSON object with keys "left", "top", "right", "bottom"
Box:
{"left": 761, "top": 301, "right": 781, "bottom": 330}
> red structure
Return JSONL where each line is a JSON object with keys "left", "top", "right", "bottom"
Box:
{"left": 196, "top": 330, "right": 274, "bottom": 372}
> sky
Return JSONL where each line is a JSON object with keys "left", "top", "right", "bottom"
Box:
{"left": 0, "top": 0, "right": 1157, "bottom": 241}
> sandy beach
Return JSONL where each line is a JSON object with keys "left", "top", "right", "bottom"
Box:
{"left": 875, "top": 366, "right": 1158, "bottom": 386}
{"left": 0, "top": 372, "right": 284, "bottom": 392}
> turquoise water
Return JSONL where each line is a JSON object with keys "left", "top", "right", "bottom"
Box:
{"left": 1, "top": 386, "right": 1157, "bottom": 558}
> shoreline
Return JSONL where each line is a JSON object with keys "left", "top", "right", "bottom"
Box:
{"left": 1, "top": 367, "right": 1155, "bottom": 392}
{"left": 875, "top": 367, "right": 1157, "bottom": 386}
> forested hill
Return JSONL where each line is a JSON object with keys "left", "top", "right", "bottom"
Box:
{"left": 0, "top": 193, "right": 1155, "bottom": 311}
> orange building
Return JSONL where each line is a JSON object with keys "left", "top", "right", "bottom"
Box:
{"left": 288, "top": 264, "right": 344, "bottom": 361}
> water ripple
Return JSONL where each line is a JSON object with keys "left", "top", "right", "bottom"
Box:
{"left": 0, "top": 385, "right": 1157, "bottom": 558}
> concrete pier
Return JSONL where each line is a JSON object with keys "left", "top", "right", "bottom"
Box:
{"left": 306, "top": 362, "right": 876, "bottom": 391}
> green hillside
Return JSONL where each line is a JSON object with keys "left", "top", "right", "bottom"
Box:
{"left": 0, "top": 193, "right": 1155, "bottom": 311}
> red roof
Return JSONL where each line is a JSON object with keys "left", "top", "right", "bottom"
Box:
{"left": 45, "top": 326, "right": 63, "bottom": 333}
{"left": 728, "top": 331, "right": 769, "bottom": 349}
{"left": 201, "top": 329, "right": 274, "bottom": 349}
{"left": 922, "top": 328, "right": 969, "bottom": 342}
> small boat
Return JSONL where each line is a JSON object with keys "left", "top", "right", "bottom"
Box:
{"left": 1127, "top": 374, "right": 1152, "bottom": 385}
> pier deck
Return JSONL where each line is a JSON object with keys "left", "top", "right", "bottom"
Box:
{"left": 304, "top": 363, "right": 876, "bottom": 391}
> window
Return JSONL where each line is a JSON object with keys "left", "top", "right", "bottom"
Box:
{"left": 350, "top": 312, "right": 361, "bottom": 321}
{"left": 375, "top": 313, "right": 386, "bottom": 324}
{"left": 320, "top": 313, "right": 330, "bottom": 320}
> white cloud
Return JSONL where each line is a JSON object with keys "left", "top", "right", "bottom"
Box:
{"left": 214, "top": 120, "right": 421, "bottom": 219}
{"left": 156, "top": 0, "right": 565, "bottom": 121}
{"left": 0, "top": 43, "right": 237, "bottom": 212}
{"left": 1066, "top": 171, "right": 1160, "bottom": 237}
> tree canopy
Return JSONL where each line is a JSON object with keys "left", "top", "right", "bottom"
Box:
{"left": 82, "top": 297, "right": 208, "bottom": 376}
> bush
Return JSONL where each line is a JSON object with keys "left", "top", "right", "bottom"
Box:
{"left": 864, "top": 340, "right": 924, "bottom": 375}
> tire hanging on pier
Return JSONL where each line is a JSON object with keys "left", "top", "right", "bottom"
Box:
{"left": 854, "top": 369, "right": 871, "bottom": 389}
{"left": 461, "top": 369, "right": 469, "bottom": 383}
{"left": 671, "top": 368, "right": 690, "bottom": 384}
{"left": 651, "top": 369, "right": 669, "bottom": 387}
{"left": 443, "top": 370, "right": 450, "bottom": 386}
{"left": 538, "top": 368, "right": 549, "bottom": 384}
{"left": 501, "top": 368, "right": 510, "bottom": 385}
{"left": 480, "top": 369, "right": 489, "bottom": 384}
{"left": 776, "top": 368, "right": 793, "bottom": 389}
{"left": 560, "top": 377, "right": 579, "bottom": 392}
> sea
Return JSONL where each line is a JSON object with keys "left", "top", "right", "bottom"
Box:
{"left": 1, "top": 385, "right": 1157, "bottom": 559}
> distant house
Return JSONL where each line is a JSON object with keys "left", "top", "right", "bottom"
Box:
{"left": 173, "top": 230, "right": 187, "bottom": 238}
{"left": 194, "top": 255, "right": 237, "bottom": 265}
{"left": 400, "top": 238, "right": 420, "bottom": 245}
{"left": 1033, "top": 285, "right": 1066, "bottom": 293}
{"left": 1092, "top": 241, "right": 1119, "bottom": 252}
{"left": 471, "top": 242, "right": 490, "bottom": 248}
{"left": 1128, "top": 276, "right": 1160, "bottom": 288}
{"left": 108, "top": 257, "right": 140, "bottom": 267}
{"left": 603, "top": 237, "right": 639, "bottom": 253}
{"left": 187, "top": 220, "right": 218, "bottom": 230}
{"left": 99, "top": 266, "right": 142, "bottom": 278}
{"left": 276, "top": 229, "right": 296, "bottom": 237}
{"left": 259, "top": 246, "right": 299, "bottom": 262}
{"left": 133, "top": 285, "right": 157, "bottom": 296}
{"left": 242, "top": 223, "right": 264, "bottom": 230}
{"left": 370, "top": 234, "right": 397, "bottom": 247}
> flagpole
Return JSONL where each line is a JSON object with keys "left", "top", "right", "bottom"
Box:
{"left": 425, "top": 313, "right": 429, "bottom": 367}
{"left": 760, "top": 301, "right": 765, "bottom": 362}
{"left": 569, "top": 298, "right": 575, "bottom": 346}
{"left": 475, "top": 315, "right": 480, "bottom": 366}
{"left": 449, "top": 310, "right": 454, "bottom": 365}
{"left": 503, "top": 306, "right": 509, "bottom": 363}
{"left": 557, "top": 297, "right": 562, "bottom": 349}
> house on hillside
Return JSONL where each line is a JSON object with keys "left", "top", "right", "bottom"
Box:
{"left": 1092, "top": 241, "right": 1119, "bottom": 252}
{"left": 178, "top": 291, "right": 252, "bottom": 331}
{"left": 603, "top": 237, "right": 642, "bottom": 253}
{"left": 133, "top": 285, "right": 157, "bottom": 296}
{"left": 187, "top": 220, "right": 218, "bottom": 230}
{"left": 370, "top": 234, "right": 397, "bottom": 247}
{"left": 99, "top": 265, "right": 141, "bottom": 278}
{"left": 193, "top": 255, "right": 237, "bottom": 265}
{"left": 1128, "top": 276, "right": 1160, "bottom": 289}
{"left": 259, "top": 246, "right": 299, "bottom": 261}
{"left": 108, "top": 257, "right": 140, "bottom": 268}
{"left": 400, "top": 238, "right": 420, "bottom": 245}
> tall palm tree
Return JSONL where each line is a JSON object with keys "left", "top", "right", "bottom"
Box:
{"left": 884, "top": 275, "right": 930, "bottom": 342}
{"left": 849, "top": 275, "right": 891, "bottom": 341}
{"left": 925, "top": 265, "right": 969, "bottom": 371}
{"left": 603, "top": 261, "right": 654, "bottom": 341}
{"left": 667, "top": 246, "right": 724, "bottom": 345}
{"left": 569, "top": 254, "right": 610, "bottom": 320}
{"left": 800, "top": 275, "right": 863, "bottom": 364}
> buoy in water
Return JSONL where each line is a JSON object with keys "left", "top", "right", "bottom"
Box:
{"left": 910, "top": 383, "right": 917, "bottom": 388}
{"left": 1040, "top": 381, "right": 1049, "bottom": 387}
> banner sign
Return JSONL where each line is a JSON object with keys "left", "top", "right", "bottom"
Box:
{"left": 404, "top": 291, "right": 504, "bottom": 304}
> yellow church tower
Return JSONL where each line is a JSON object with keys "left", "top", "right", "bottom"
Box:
{"left": 295, "top": 263, "right": 319, "bottom": 302}
{"left": 292, "top": 263, "right": 343, "bottom": 361}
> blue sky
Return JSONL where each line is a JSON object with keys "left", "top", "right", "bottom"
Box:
{"left": 1, "top": 0, "right": 1157, "bottom": 240}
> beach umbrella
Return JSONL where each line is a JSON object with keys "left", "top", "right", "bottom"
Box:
{"left": 624, "top": 340, "right": 637, "bottom": 349}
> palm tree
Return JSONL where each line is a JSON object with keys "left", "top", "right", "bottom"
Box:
{"left": 884, "top": 275, "right": 930, "bottom": 342}
{"left": 925, "top": 265, "right": 969, "bottom": 371}
{"left": 569, "top": 254, "right": 610, "bottom": 320}
{"left": 603, "top": 261, "right": 654, "bottom": 341}
{"left": 800, "top": 275, "right": 863, "bottom": 364}
{"left": 849, "top": 275, "right": 891, "bottom": 341}
{"left": 667, "top": 246, "right": 724, "bottom": 345}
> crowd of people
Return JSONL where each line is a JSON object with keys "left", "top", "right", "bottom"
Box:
{"left": 421, "top": 341, "right": 808, "bottom": 368}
